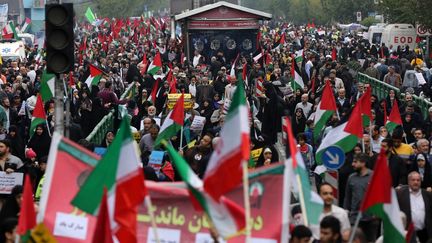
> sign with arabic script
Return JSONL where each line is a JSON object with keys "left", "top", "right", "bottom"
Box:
{"left": 138, "top": 166, "right": 284, "bottom": 242}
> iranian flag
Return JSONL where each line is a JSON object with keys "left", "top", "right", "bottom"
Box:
{"left": 154, "top": 93, "right": 184, "bottom": 146}
{"left": 284, "top": 117, "right": 323, "bottom": 226}
{"left": 204, "top": 78, "right": 250, "bottom": 200}
{"left": 147, "top": 52, "right": 162, "bottom": 75}
{"left": 316, "top": 101, "right": 363, "bottom": 164}
{"left": 92, "top": 189, "right": 114, "bottom": 243}
{"left": 72, "top": 118, "right": 147, "bottom": 243}
{"left": 230, "top": 53, "right": 240, "bottom": 77}
{"left": 360, "top": 149, "right": 405, "bottom": 243}
{"left": 17, "top": 175, "right": 36, "bottom": 242}
{"left": 164, "top": 142, "right": 246, "bottom": 239}
{"left": 40, "top": 70, "right": 55, "bottom": 102}
{"left": 359, "top": 86, "right": 372, "bottom": 127}
{"left": 386, "top": 100, "right": 402, "bottom": 134}
{"left": 29, "top": 94, "right": 47, "bottom": 138}
{"left": 85, "top": 64, "right": 103, "bottom": 89}
{"left": 2, "top": 22, "right": 17, "bottom": 39}
{"left": 313, "top": 80, "right": 337, "bottom": 142}
{"left": 21, "top": 17, "right": 32, "bottom": 33}
{"left": 291, "top": 57, "right": 304, "bottom": 90}
{"left": 242, "top": 62, "right": 248, "bottom": 87}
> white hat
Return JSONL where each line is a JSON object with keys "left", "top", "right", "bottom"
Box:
{"left": 263, "top": 148, "right": 272, "bottom": 154}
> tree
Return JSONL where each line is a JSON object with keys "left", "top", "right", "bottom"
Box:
{"left": 379, "top": 0, "right": 432, "bottom": 28}
{"left": 320, "top": 0, "right": 376, "bottom": 23}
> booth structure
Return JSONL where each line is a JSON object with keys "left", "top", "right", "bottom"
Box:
{"left": 174, "top": 1, "right": 272, "bottom": 63}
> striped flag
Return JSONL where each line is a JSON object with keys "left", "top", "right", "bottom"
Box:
{"left": 204, "top": 78, "right": 250, "bottom": 200}
{"left": 72, "top": 118, "right": 147, "bottom": 243}
{"left": 284, "top": 117, "right": 323, "bottom": 226}
{"left": 21, "top": 17, "right": 32, "bottom": 33}
{"left": 360, "top": 149, "right": 406, "bottom": 243}
{"left": 164, "top": 142, "right": 245, "bottom": 239}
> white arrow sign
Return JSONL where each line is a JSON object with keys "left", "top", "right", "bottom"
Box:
{"left": 325, "top": 151, "right": 339, "bottom": 165}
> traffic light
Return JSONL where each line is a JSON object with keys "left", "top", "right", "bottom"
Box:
{"left": 45, "top": 3, "right": 74, "bottom": 74}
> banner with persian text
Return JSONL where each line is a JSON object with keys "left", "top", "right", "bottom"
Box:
{"left": 137, "top": 168, "right": 285, "bottom": 243}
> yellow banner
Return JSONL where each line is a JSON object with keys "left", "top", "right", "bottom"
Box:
{"left": 167, "top": 93, "right": 192, "bottom": 109}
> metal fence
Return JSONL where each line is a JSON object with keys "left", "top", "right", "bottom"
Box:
{"left": 357, "top": 72, "right": 432, "bottom": 118}
{"left": 85, "top": 83, "right": 134, "bottom": 144}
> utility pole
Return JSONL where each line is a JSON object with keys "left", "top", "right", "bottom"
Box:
{"left": 54, "top": 74, "right": 65, "bottom": 135}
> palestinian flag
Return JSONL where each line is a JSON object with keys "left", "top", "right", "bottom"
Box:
{"left": 360, "top": 149, "right": 405, "bottom": 243}
{"left": 164, "top": 142, "right": 245, "bottom": 239}
{"left": 316, "top": 101, "right": 363, "bottom": 164}
{"left": 284, "top": 117, "right": 323, "bottom": 226}
{"left": 295, "top": 49, "right": 304, "bottom": 64}
{"left": 40, "top": 70, "right": 55, "bottom": 102}
{"left": 21, "top": 17, "right": 32, "bottom": 33}
{"left": 272, "top": 32, "right": 286, "bottom": 51}
{"left": 85, "top": 64, "right": 103, "bottom": 89}
{"left": 204, "top": 78, "right": 250, "bottom": 200}
{"left": 17, "top": 175, "right": 36, "bottom": 242}
{"left": 30, "top": 94, "right": 47, "bottom": 138}
{"left": 147, "top": 78, "right": 160, "bottom": 104}
{"left": 147, "top": 52, "right": 162, "bottom": 75}
{"left": 72, "top": 118, "right": 147, "bottom": 243}
{"left": 291, "top": 57, "right": 304, "bottom": 90}
{"left": 313, "top": 80, "right": 337, "bottom": 142}
{"left": 359, "top": 86, "right": 372, "bottom": 127}
{"left": 386, "top": 100, "right": 402, "bottom": 134}
{"left": 154, "top": 93, "right": 184, "bottom": 147}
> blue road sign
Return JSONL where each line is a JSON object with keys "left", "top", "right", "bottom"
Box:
{"left": 322, "top": 146, "right": 345, "bottom": 170}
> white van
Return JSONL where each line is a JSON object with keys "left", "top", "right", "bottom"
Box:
{"left": 368, "top": 23, "right": 386, "bottom": 45}
{"left": 0, "top": 39, "right": 26, "bottom": 61}
{"left": 381, "top": 24, "right": 417, "bottom": 51}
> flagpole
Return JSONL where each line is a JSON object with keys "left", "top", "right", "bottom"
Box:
{"left": 348, "top": 212, "right": 362, "bottom": 243}
{"left": 296, "top": 174, "right": 308, "bottom": 227}
{"left": 46, "top": 119, "right": 52, "bottom": 137}
{"left": 203, "top": 212, "right": 221, "bottom": 243}
{"left": 179, "top": 126, "right": 184, "bottom": 150}
{"left": 145, "top": 196, "right": 160, "bottom": 243}
{"left": 242, "top": 161, "right": 252, "bottom": 243}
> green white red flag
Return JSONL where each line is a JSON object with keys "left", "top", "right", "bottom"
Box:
{"left": 204, "top": 78, "right": 250, "bottom": 200}
{"left": 72, "top": 118, "right": 147, "bottom": 243}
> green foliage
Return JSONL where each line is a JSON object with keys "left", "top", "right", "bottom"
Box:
{"left": 361, "top": 16, "right": 379, "bottom": 27}
{"left": 379, "top": 0, "right": 432, "bottom": 28}
{"left": 75, "top": 0, "right": 169, "bottom": 19}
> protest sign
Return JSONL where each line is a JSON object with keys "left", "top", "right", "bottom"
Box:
{"left": 190, "top": 115, "right": 206, "bottom": 131}
{"left": 0, "top": 172, "right": 23, "bottom": 194}
{"left": 148, "top": 150, "right": 165, "bottom": 171}
{"left": 415, "top": 72, "right": 427, "bottom": 85}
{"left": 168, "top": 93, "right": 192, "bottom": 109}
{"left": 137, "top": 164, "right": 285, "bottom": 242}
{"left": 251, "top": 148, "right": 263, "bottom": 162}
{"left": 37, "top": 134, "right": 99, "bottom": 243}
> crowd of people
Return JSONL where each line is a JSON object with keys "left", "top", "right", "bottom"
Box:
{"left": 1, "top": 16, "right": 432, "bottom": 242}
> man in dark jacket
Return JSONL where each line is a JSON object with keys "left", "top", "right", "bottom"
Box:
{"left": 397, "top": 172, "right": 432, "bottom": 243}
{"left": 380, "top": 138, "right": 408, "bottom": 187}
